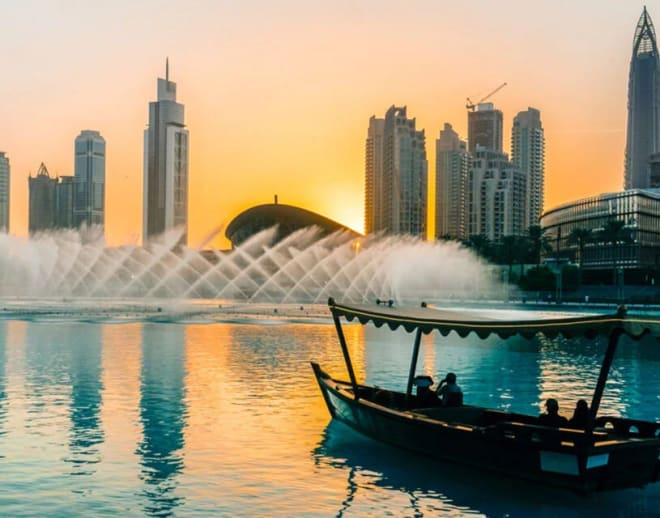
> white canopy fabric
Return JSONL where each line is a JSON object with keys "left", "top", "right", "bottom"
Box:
{"left": 328, "top": 299, "right": 660, "bottom": 340}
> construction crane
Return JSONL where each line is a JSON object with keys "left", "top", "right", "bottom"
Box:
{"left": 466, "top": 82, "right": 507, "bottom": 111}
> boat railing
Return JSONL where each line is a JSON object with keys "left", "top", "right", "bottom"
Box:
{"left": 491, "top": 421, "right": 609, "bottom": 448}
{"left": 594, "top": 416, "right": 660, "bottom": 438}
{"left": 410, "top": 407, "right": 609, "bottom": 447}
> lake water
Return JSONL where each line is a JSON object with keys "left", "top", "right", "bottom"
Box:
{"left": 0, "top": 303, "right": 659, "bottom": 517}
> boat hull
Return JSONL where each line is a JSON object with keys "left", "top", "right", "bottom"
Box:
{"left": 312, "top": 362, "right": 660, "bottom": 493}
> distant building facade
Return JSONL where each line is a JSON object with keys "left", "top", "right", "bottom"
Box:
{"left": 512, "top": 107, "right": 545, "bottom": 227}
{"left": 435, "top": 123, "right": 468, "bottom": 240}
{"left": 467, "top": 102, "right": 503, "bottom": 153}
{"left": 56, "top": 176, "right": 75, "bottom": 229}
{"left": 541, "top": 190, "right": 660, "bottom": 277}
{"left": 143, "top": 60, "right": 189, "bottom": 245}
{"left": 469, "top": 147, "right": 527, "bottom": 242}
{"left": 74, "top": 130, "right": 105, "bottom": 231}
{"left": 365, "top": 116, "right": 384, "bottom": 234}
{"left": 29, "top": 163, "right": 57, "bottom": 233}
{"left": 625, "top": 7, "right": 660, "bottom": 189}
{"left": 0, "top": 152, "right": 9, "bottom": 232}
{"left": 364, "top": 105, "right": 427, "bottom": 237}
{"left": 28, "top": 163, "right": 76, "bottom": 234}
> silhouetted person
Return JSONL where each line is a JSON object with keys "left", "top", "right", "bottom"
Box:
{"left": 413, "top": 375, "right": 438, "bottom": 406}
{"left": 436, "top": 372, "right": 463, "bottom": 407}
{"left": 538, "top": 398, "right": 568, "bottom": 427}
{"left": 568, "top": 399, "right": 590, "bottom": 429}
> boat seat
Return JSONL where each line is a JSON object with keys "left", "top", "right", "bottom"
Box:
{"left": 413, "top": 406, "right": 484, "bottom": 425}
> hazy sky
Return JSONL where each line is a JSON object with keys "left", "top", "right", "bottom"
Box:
{"left": 0, "top": 1, "right": 646, "bottom": 247}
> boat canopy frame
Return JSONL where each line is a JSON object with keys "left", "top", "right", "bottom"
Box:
{"left": 327, "top": 298, "right": 660, "bottom": 427}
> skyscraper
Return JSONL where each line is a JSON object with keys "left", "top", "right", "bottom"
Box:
{"left": 0, "top": 152, "right": 9, "bottom": 232}
{"left": 29, "top": 163, "right": 57, "bottom": 234}
{"left": 625, "top": 7, "right": 660, "bottom": 189}
{"left": 364, "top": 106, "right": 427, "bottom": 237}
{"left": 56, "top": 176, "right": 75, "bottom": 230}
{"left": 143, "top": 60, "right": 189, "bottom": 245}
{"left": 469, "top": 147, "right": 527, "bottom": 242}
{"left": 28, "top": 163, "right": 76, "bottom": 234}
{"left": 512, "top": 107, "right": 545, "bottom": 227}
{"left": 435, "top": 123, "right": 469, "bottom": 240}
{"left": 74, "top": 130, "right": 106, "bottom": 231}
{"left": 364, "top": 116, "right": 384, "bottom": 234}
{"left": 467, "top": 102, "right": 503, "bottom": 153}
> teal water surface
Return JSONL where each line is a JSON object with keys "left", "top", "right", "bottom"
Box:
{"left": 0, "top": 311, "right": 659, "bottom": 517}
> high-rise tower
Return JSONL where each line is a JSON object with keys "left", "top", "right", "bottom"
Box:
{"left": 512, "top": 107, "right": 545, "bottom": 227}
{"left": 364, "top": 116, "right": 385, "bottom": 234}
{"left": 143, "top": 59, "right": 189, "bottom": 245}
{"left": 435, "top": 123, "right": 469, "bottom": 240}
{"left": 28, "top": 163, "right": 57, "bottom": 234}
{"left": 28, "top": 163, "right": 75, "bottom": 234}
{"left": 468, "top": 102, "right": 503, "bottom": 153}
{"left": 74, "top": 130, "right": 106, "bottom": 232}
{"left": 625, "top": 7, "right": 660, "bottom": 189}
{"left": 469, "top": 147, "right": 527, "bottom": 242}
{"left": 364, "top": 106, "right": 427, "bottom": 237}
{"left": 0, "top": 152, "right": 9, "bottom": 232}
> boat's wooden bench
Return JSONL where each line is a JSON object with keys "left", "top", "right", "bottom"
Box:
{"left": 413, "top": 406, "right": 484, "bottom": 424}
{"left": 493, "top": 420, "right": 610, "bottom": 447}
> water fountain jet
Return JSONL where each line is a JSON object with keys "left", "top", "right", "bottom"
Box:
{"left": 0, "top": 227, "right": 503, "bottom": 303}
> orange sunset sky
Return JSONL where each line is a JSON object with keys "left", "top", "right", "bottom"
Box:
{"left": 0, "top": 1, "right": 648, "bottom": 248}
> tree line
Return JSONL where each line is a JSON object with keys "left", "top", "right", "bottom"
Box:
{"left": 453, "top": 219, "right": 634, "bottom": 290}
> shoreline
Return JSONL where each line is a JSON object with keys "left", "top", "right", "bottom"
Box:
{"left": 1, "top": 297, "right": 658, "bottom": 324}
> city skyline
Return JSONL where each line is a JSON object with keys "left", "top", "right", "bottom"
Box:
{"left": 0, "top": 1, "right": 647, "bottom": 247}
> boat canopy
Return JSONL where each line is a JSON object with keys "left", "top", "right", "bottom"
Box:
{"left": 328, "top": 299, "right": 660, "bottom": 341}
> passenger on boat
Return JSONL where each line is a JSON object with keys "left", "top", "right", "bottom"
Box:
{"left": 436, "top": 373, "right": 463, "bottom": 407}
{"left": 538, "top": 398, "right": 568, "bottom": 427}
{"left": 568, "top": 399, "right": 590, "bottom": 429}
{"left": 413, "top": 375, "right": 438, "bottom": 406}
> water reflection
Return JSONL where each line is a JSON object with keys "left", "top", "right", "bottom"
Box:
{"left": 24, "top": 323, "right": 75, "bottom": 432}
{"left": 66, "top": 324, "right": 104, "bottom": 475}
{"left": 1, "top": 315, "right": 658, "bottom": 515}
{"left": 313, "top": 420, "right": 659, "bottom": 517}
{"left": 0, "top": 322, "right": 6, "bottom": 441}
{"left": 137, "top": 324, "right": 188, "bottom": 516}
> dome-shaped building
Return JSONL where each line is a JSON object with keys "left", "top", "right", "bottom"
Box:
{"left": 225, "top": 200, "right": 360, "bottom": 248}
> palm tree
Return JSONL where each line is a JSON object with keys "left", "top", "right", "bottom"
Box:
{"left": 568, "top": 227, "right": 593, "bottom": 284}
{"left": 498, "top": 235, "right": 520, "bottom": 282}
{"left": 527, "top": 225, "right": 552, "bottom": 266}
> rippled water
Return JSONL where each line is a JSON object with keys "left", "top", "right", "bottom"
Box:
{"left": 0, "top": 308, "right": 659, "bottom": 516}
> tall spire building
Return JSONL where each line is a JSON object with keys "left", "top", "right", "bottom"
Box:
{"left": 0, "top": 152, "right": 9, "bottom": 232}
{"left": 143, "top": 60, "right": 189, "bottom": 245}
{"left": 625, "top": 7, "right": 660, "bottom": 189}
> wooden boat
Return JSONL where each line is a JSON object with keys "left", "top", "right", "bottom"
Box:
{"left": 311, "top": 298, "right": 660, "bottom": 493}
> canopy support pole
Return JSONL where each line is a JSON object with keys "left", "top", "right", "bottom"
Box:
{"left": 332, "top": 311, "right": 359, "bottom": 399}
{"left": 589, "top": 327, "right": 623, "bottom": 427}
{"left": 405, "top": 329, "right": 423, "bottom": 408}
